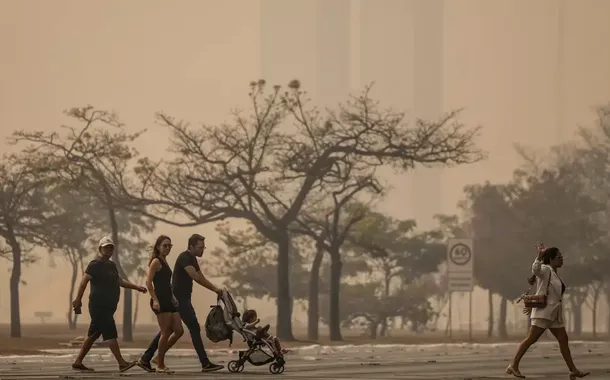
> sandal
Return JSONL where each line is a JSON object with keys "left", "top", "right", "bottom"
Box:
{"left": 505, "top": 365, "right": 526, "bottom": 378}
{"left": 119, "top": 360, "right": 137, "bottom": 373}
{"left": 569, "top": 370, "right": 590, "bottom": 380}
{"left": 71, "top": 363, "right": 94, "bottom": 372}
{"left": 156, "top": 366, "right": 175, "bottom": 374}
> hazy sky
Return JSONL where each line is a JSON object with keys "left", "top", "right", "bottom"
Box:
{"left": 1, "top": 0, "right": 610, "bottom": 329}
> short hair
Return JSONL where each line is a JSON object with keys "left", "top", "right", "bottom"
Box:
{"left": 188, "top": 234, "right": 205, "bottom": 249}
{"left": 242, "top": 309, "right": 257, "bottom": 323}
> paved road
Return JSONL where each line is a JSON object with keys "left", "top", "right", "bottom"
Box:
{"left": 1, "top": 341, "right": 609, "bottom": 379}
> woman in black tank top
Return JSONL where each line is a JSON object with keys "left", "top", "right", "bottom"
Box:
{"left": 144, "top": 235, "right": 184, "bottom": 373}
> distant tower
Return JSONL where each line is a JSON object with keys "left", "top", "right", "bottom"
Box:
{"left": 357, "top": 0, "right": 444, "bottom": 229}
{"left": 412, "top": 0, "right": 444, "bottom": 229}
{"left": 259, "top": 0, "right": 351, "bottom": 110}
{"left": 554, "top": 0, "right": 566, "bottom": 142}
{"left": 260, "top": 0, "right": 317, "bottom": 92}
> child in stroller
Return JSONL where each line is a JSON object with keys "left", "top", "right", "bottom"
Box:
{"left": 216, "top": 290, "right": 287, "bottom": 375}
{"left": 241, "top": 309, "right": 289, "bottom": 357}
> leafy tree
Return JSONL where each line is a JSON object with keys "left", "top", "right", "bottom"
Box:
{"left": 460, "top": 159, "right": 603, "bottom": 337}
{"left": 320, "top": 279, "right": 437, "bottom": 339}
{"left": 209, "top": 223, "right": 312, "bottom": 307}
{"left": 126, "top": 80, "right": 484, "bottom": 339}
{"left": 346, "top": 211, "right": 446, "bottom": 336}
{"left": 0, "top": 153, "right": 67, "bottom": 337}
{"left": 290, "top": 161, "right": 380, "bottom": 341}
{"left": 570, "top": 105, "right": 610, "bottom": 336}
{"left": 10, "top": 106, "right": 149, "bottom": 341}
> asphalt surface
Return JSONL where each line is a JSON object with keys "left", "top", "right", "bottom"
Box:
{"left": 1, "top": 341, "right": 609, "bottom": 379}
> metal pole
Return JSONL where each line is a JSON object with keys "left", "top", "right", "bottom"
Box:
{"left": 469, "top": 290, "right": 473, "bottom": 341}
{"left": 448, "top": 291, "right": 453, "bottom": 339}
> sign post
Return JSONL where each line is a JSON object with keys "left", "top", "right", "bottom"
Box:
{"left": 446, "top": 238, "right": 474, "bottom": 340}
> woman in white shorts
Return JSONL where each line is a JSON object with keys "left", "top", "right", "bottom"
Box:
{"left": 506, "top": 243, "right": 589, "bottom": 380}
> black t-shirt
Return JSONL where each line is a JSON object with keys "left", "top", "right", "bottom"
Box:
{"left": 172, "top": 251, "right": 200, "bottom": 299}
{"left": 86, "top": 258, "right": 120, "bottom": 307}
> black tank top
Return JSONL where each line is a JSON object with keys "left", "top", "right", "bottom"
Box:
{"left": 152, "top": 258, "right": 173, "bottom": 303}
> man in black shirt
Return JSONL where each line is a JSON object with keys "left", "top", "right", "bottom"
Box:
{"left": 138, "top": 234, "right": 224, "bottom": 373}
{"left": 71, "top": 236, "right": 147, "bottom": 372}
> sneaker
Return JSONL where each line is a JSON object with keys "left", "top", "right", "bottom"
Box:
{"left": 201, "top": 362, "right": 224, "bottom": 372}
{"left": 136, "top": 359, "right": 154, "bottom": 373}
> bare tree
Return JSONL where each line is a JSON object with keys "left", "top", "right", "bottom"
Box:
{"left": 0, "top": 153, "right": 66, "bottom": 337}
{"left": 10, "top": 106, "right": 148, "bottom": 341}
{"left": 122, "top": 80, "right": 484, "bottom": 340}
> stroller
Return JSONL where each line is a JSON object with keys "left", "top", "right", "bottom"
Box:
{"left": 214, "top": 289, "right": 286, "bottom": 375}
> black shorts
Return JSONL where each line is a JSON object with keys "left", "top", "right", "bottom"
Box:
{"left": 88, "top": 303, "right": 118, "bottom": 341}
{"left": 150, "top": 298, "right": 177, "bottom": 315}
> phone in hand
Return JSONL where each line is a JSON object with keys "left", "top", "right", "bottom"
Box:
{"left": 74, "top": 305, "right": 82, "bottom": 315}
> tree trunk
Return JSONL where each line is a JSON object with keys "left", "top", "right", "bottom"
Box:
{"left": 276, "top": 233, "right": 294, "bottom": 341}
{"left": 307, "top": 245, "right": 323, "bottom": 341}
{"left": 133, "top": 283, "right": 141, "bottom": 332}
{"left": 328, "top": 250, "right": 343, "bottom": 341}
{"left": 605, "top": 284, "right": 610, "bottom": 340}
{"left": 497, "top": 296, "right": 508, "bottom": 339}
{"left": 487, "top": 290, "right": 494, "bottom": 338}
{"left": 106, "top": 203, "right": 133, "bottom": 342}
{"left": 588, "top": 284, "right": 602, "bottom": 338}
{"left": 380, "top": 319, "right": 388, "bottom": 337}
{"left": 369, "top": 320, "right": 378, "bottom": 339}
{"left": 7, "top": 228, "right": 22, "bottom": 338}
{"left": 68, "top": 257, "right": 78, "bottom": 330}
{"left": 570, "top": 298, "right": 583, "bottom": 337}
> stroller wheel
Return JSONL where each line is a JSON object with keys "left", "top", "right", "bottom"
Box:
{"left": 269, "top": 362, "right": 284, "bottom": 375}
{"left": 228, "top": 360, "right": 244, "bottom": 373}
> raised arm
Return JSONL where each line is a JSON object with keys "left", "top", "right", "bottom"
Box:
{"left": 531, "top": 242, "right": 548, "bottom": 277}
{"left": 184, "top": 265, "right": 221, "bottom": 294}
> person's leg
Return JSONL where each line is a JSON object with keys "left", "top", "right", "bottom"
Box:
{"left": 178, "top": 299, "right": 209, "bottom": 366}
{"left": 140, "top": 332, "right": 161, "bottom": 361}
{"left": 166, "top": 312, "right": 184, "bottom": 349}
{"left": 549, "top": 327, "right": 589, "bottom": 378}
{"left": 508, "top": 323, "right": 546, "bottom": 374}
{"left": 73, "top": 306, "right": 104, "bottom": 370}
{"left": 101, "top": 315, "right": 136, "bottom": 371}
{"left": 156, "top": 313, "right": 173, "bottom": 369}
{"left": 72, "top": 327, "right": 101, "bottom": 370}
{"left": 177, "top": 299, "right": 223, "bottom": 372}
{"left": 136, "top": 331, "right": 160, "bottom": 372}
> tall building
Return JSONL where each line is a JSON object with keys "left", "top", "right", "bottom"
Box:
{"left": 356, "top": 0, "right": 444, "bottom": 229}
{"left": 259, "top": 0, "right": 351, "bottom": 112}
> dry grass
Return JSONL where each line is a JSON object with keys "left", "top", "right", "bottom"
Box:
{"left": 0, "top": 323, "right": 605, "bottom": 356}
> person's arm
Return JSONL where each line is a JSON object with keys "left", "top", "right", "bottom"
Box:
{"left": 72, "top": 274, "right": 92, "bottom": 308}
{"left": 184, "top": 265, "right": 221, "bottom": 294}
{"left": 532, "top": 242, "right": 548, "bottom": 277}
{"left": 120, "top": 278, "right": 147, "bottom": 293}
{"left": 244, "top": 319, "right": 260, "bottom": 329}
{"left": 145, "top": 259, "right": 162, "bottom": 302}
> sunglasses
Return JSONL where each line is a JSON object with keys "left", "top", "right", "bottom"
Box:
{"left": 161, "top": 244, "right": 173, "bottom": 248}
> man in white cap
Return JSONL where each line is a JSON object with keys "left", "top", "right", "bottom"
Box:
{"left": 71, "top": 236, "right": 148, "bottom": 373}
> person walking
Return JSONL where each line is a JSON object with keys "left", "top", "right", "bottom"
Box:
{"left": 137, "top": 234, "right": 224, "bottom": 373}
{"left": 145, "top": 235, "right": 184, "bottom": 373}
{"left": 71, "top": 236, "right": 147, "bottom": 373}
{"left": 506, "top": 242, "right": 590, "bottom": 379}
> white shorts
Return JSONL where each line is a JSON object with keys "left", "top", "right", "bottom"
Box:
{"left": 531, "top": 318, "right": 564, "bottom": 329}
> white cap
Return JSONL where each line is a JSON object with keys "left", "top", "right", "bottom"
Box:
{"left": 98, "top": 236, "right": 114, "bottom": 248}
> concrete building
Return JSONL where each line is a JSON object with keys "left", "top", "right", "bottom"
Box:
{"left": 356, "top": 0, "right": 445, "bottom": 228}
